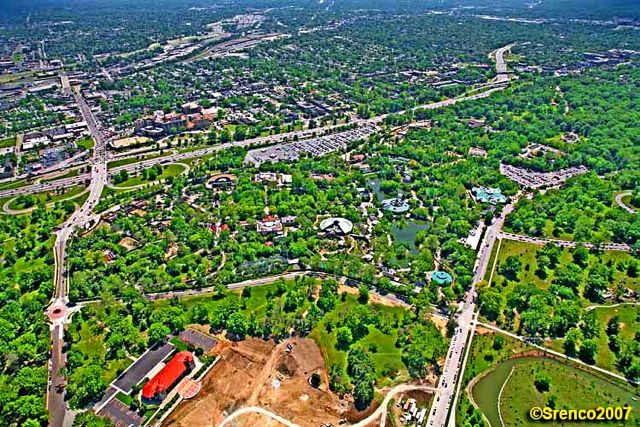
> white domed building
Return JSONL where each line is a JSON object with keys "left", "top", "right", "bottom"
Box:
{"left": 319, "top": 217, "right": 354, "bottom": 236}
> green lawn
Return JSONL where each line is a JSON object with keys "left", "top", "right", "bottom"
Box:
{"left": 113, "top": 164, "right": 185, "bottom": 188}
{"left": 500, "top": 357, "right": 640, "bottom": 427}
{"left": 76, "top": 137, "right": 94, "bottom": 150}
{"left": 309, "top": 293, "right": 410, "bottom": 385}
{"left": 457, "top": 331, "right": 529, "bottom": 427}
{"left": 490, "top": 240, "right": 639, "bottom": 297}
{"left": 42, "top": 168, "right": 82, "bottom": 182}
{"left": 592, "top": 305, "right": 640, "bottom": 373}
{"left": 7, "top": 185, "right": 87, "bottom": 210}
{"left": 0, "top": 179, "right": 28, "bottom": 191}
{"left": 76, "top": 322, "right": 106, "bottom": 359}
{"left": 0, "top": 136, "right": 15, "bottom": 149}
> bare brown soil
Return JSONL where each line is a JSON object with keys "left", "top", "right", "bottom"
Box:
{"left": 163, "top": 337, "right": 347, "bottom": 427}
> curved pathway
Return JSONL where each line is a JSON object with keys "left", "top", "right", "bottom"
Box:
{"left": 476, "top": 321, "right": 637, "bottom": 386}
{"left": 496, "top": 367, "right": 514, "bottom": 427}
{"left": 218, "top": 384, "right": 437, "bottom": 427}
{"left": 616, "top": 191, "right": 637, "bottom": 214}
{"left": 498, "top": 231, "right": 632, "bottom": 252}
{"left": 2, "top": 186, "right": 89, "bottom": 215}
{"left": 586, "top": 302, "right": 640, "bottom": 312}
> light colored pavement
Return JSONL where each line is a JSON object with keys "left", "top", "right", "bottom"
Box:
{"left": 47, "top": 88, "right": 109, "bottom": 427}
{"left": 0, "top": 67, "right": 513, "bottom": 201}
{"left": 498, "top": 231, "right": 633, "bottom": 252}
{"left": 37, "top": 44, "right": 516, "bottom": 426}
{"left": 585, "top": 302, "right": 640, "bottom": 312}
{"left": 492, "top": 44, "right": 515, "bottom": 83}
{"left": 218, "top": 384, "right": 437, "bottom": 427}
{"left": 426, "top": 194, "right": 519, "bottom": 427}
{"left": 616, "top": 191, "right": 637, "bottom": 214}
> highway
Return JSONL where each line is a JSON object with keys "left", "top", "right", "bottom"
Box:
{"left": 424, "top": 44, "right": 517, "bottom": 426}
{"left": 492, "top": 44, "right": 515, "bottom": 83}
{"left": 35, "top": 44, "right": 517, "bottom": 426}
{"left": 0, "top": 81, "right": 511, "bottom": 201}
{"left": 46, "top": 88, "right": 109, "bottom": 427}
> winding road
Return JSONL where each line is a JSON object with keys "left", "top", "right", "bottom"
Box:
{"left": 616, "top": 191, "right": 637, "bottom": 214}
{"left": 218, "top": 384, "right": 437, "bottom": 427}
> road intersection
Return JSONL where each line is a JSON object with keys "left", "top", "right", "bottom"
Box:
{"left": 36, "top": 44, "right": 516, "bottom": 427}
{"left": 46, "top": 88, "right": 108, "bottom": 427}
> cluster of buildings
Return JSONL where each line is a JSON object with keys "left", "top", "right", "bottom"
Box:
{"left": 134, "top": 102, "right": 215, "bottom": 138}
{"left": 255, "top": 215, "right": 297, "bottom": 235}
{"left": 398, "top": 397, "right": 428, "bottom": 426}
{"left": 500, "top": 163, "right": 589, "bottom": 189}
{"left": 471, "top": 186, "right": 507, "bottom": 204}
{"left": 22, "top": 120, "right": 89, "bottom": 150}
{"left": 244, "top": 125, "right": 377, "bottom": 165}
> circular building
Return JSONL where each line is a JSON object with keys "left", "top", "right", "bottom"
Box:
{"left": 381, "top": 197, "right": 410, "bottom": 214}
{"left": 205, "top": 173, "right": 237, "bottom": 189}
{"left": 319, "top": 217, "right": 354, "bottom": 236}
{"left": 431, "top": 271, "right": 453, "bottom": 286}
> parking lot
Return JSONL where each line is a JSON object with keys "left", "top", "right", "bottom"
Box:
{"left": 112, "top": 342, "right": 173, "bottom": 393}
{"left": 98, "top": 398, "right": 143, "bottom": 427}
{"left": 245, "top": 125, "right": 377, "bottom": 165}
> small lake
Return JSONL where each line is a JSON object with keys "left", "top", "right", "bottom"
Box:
{"left": 391, "top": 221, "right": 429, "bottom": 254}
{"left": 366, "top": 178, "right": 385, "bottom": 202}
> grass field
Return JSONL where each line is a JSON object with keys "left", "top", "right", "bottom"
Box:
{"left": 7, "top": 185, "right": 86, "bottom": 210}
{"left": 309, "top": 293, "right": 410, "bottom": 385}
{"left": 113, "top": 164, "right": 185, "bottom": 188}
{"left": 457, "top": 331, "right": 529, "bottom": 427}
{"left": 76, "top": 137, "right": 94, "bottom": 150}
{"left": 499, "top": 357, "right": 640, "bottom": 427}
{"left": 591, "top": 305, "right": 640, "bottom": 373}
{"left": 41, "top": 168, "right": 82, "bottom": 183}
{"left": 490, "top": 239, "right": 639, "bottom": 295}
{"left": 0, "top": 136, "right": 15, "bottom": 149}
{"left": 0, "top": 179, "right": 28, "bottom": 191}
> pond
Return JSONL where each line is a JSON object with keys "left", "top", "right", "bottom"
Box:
{"left": 471, "top": 355, "right": 640, "bottom": 427}
{"left": 391, "top": 221, "right": 429, "bottom": 254}
{"left": 366, "top": 178, "right": 386, "bottom": 202}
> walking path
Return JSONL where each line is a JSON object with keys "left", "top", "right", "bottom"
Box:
{"left": 218, "top": 384, "right": 437, "bottom": 427}
{"left": 498, "top": 231, "right": 633, "bottom": 252}
{"left": 477, "top": 321, "right": 637, "bottom": 385}
{"left": 616, "top": 191, "right": 637, "bottom": 214}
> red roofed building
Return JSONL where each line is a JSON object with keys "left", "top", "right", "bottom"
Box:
{"left": 142, "top": 351, "right": 195, "bottom": 402}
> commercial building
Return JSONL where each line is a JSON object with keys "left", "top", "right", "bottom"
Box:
{"left": 141, "top": 351, "right": 195, "bottom": 403}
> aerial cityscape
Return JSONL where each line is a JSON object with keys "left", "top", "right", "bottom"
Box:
{"left": 0, "top": 0, "right": 639, "bottom": 426}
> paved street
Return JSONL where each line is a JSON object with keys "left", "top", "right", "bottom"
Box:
{"left": 46, "top": 87, "right": 109, "bottom": 427}
{"left": 425, "top": 196, "right": 517, "bottom": 427}
{"left": 0, "top": 67, "right": 513, "bottom": 201}
{"left": 425, "top": 45, "right": 517, "bottom": 427}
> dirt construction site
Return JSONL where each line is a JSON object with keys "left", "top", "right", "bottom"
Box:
{"left": 164, "top": 337, "right": 349, "bottom": 427}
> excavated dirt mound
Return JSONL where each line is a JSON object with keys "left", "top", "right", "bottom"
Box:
{"left": 164, "top": 337, "right": 347, "bottom": 427}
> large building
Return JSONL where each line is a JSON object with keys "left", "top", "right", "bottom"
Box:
{"left": 319, "top": 217, "right": 353, "bottom": 236}
{"left": 141, "top": 351, "right": 195, "bottom": 403}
